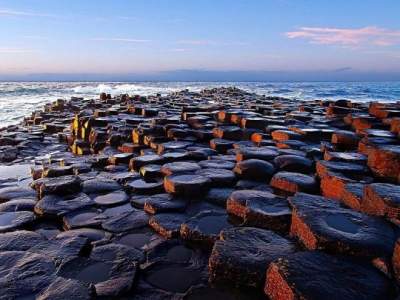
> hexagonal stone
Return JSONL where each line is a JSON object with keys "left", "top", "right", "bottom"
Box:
{"left": 316, "top": 160, "right": 368, "bottom": 178}
{"left": 209, "top": 138, "right": 235, "bottom": 153}
{"left": 42, "top": 166, "right": 74, "bottom": 178}
{"left": 205, "top": 188, "right": 235, "bottom": 207}
{"left": 0, "top": 230, "right": 45, "bottom": 251}
{"left": 273, "top": 155, "right": 313, "bottom": 173}
{"left": 143, "top": 193, "right": 187, "bottom": 214}
{"left": 342, "top": 183, "right": 365, "bottom": 211}
{"left": 62, "top": 209, "right": 106, "bottom": 229}
{"left": 149, "top": 213, "right": 188, "bottom": 238}
{"left": 209, "top": 227, "right": 296, "bottom": 288}
{"left": 160, "top": 161, "right": 201, "bottom": 176}
{"left": 233, "top": 159, "right": 275, "bottom": 181}
{"left": 198, "top": 159, "right": 235, "bottom": 170}
{"left": 39, "top": 175, "right": 82, "bottom": 197}
{"left": 180, "top": 210, "right": 233, "bottom": 249}
{"left": 0, "top": 198, "right": 36, "bottom": 212}
{"left": 227, "top": 190, "right": 291, "bottom": 233}
{"left": 102, "top": 210, "right": 149, "bottom": 233}
{"left": 367, "top": 145, "right": 400, "bottom": 182}
{"left": 289, "top": 193, "right": 396, "bottom": 259}
{"left": 331, "top": 130, "right": 359, "bottom": 149}
{"left": 271, "top": 130, "right": 302, "bottom": 142}
{"left": 82, "top": 178, "right": 121, "bottom": 194}
{"left": 270, "top": 172, "right": 318, "bottom": 194}
{"left": 0, "top": 211, "right": 36, "bottom": 233}
{"left": 126, "top": 179, "right": 164, "bottom": 195}
{"left": 0, "top": 186, "right": 36, "bottom": 203}
{"left": 236, "top": 147, "right": 278, "bottom": 162}
{"left": 362, "top": 183, "right": 400, "bottom": 220}
{"left": 129, "top": 154, "right": 165, "bottom": 171}
{"left": 35, "top": 193, "right": 94, "bottom": 217}
{"left": 164, "top": 174, "right": 211, "bottom": 197}
{"left": 36, "top": 277, "right": 92, "bottom": 300}
{"left": 195, "top": 168, "right": 236, "bottom": 187}
{"left": 324, "top": 151, "right": 367, "bottom": 165}
{"left": 93, "top": 190, "right": 129, "bottom": 206}
{"left": 265, "top": 251, "right": 393, "bottom": 300}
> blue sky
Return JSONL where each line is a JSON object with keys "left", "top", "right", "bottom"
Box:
{"left": 0, "top": 0, "right": 400, "bottom": 80}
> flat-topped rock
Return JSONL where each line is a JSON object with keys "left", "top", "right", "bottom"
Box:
{"left": 270, "top": 171, "right": 318, "bottom": 194}
{"left": 93, "top": 190, "right": 129, "bottom": 206}
{"left": 164, "top": 174, "right": 211, "bottom": 197}
{"left": 265, "top": 251, "right": 393, "bottom": 300}
{"left": 35, "top": 193, "right": 94, "bottom": 217}
{"left": 39, "top": 175, "right": 82, "bottom": 197}
{"left": 195, "top": 168, "right": 236, "bottom": 187}
{"left": 227, "top": 189, "right": 291, "bottom": 233}
{"left": 149, "top": 213, "right": 188, "bottom": 238}
{"left": 273, "top": 155, "right": 313, "bottom": 173}
{"left": 233, "top": 159, "right": 275, "bottom": 181}
{"left": 143, "top": 193, "right": 187, "bottom": 214}
{"left": 362, "top": 183, "right": 400, "bottom": 221}
{"left": 209, "top": 227, "right": 296, "bottom": 288}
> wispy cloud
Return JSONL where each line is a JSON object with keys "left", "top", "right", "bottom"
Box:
{"left": 170, "top": 48, "right": 187, "bottom": 52}
{"left": 286, "top": 26, "right": 400, "bottom": 47}
{"left": 0, "top": 48, "right": 35, "bottom": 54}
{"left": 177, "top": 40, "right": 248, "bottom": 46}
{"left": 0, "top": 8, "right": 55, "bottom": 18}
{"left": 91, "top": 38, "right": 151, "bottom": 43}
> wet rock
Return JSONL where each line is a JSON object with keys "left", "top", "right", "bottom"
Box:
{"left": 0, "top": 251, "right": 56, "bottom": 298}
{"left": 210, "top": 138, "right": 235, "bottom": 153}
{"left": 331, "top": 130, "right": 359, "bottom": 149}
{"left": 289, "top": 193, "right": 396, "bottom": 259}
{"left": 273, "top": 154, "right": 313, "bottom": 173}
{"left": 198, "top": 159, "right": 235, "bottom": 170}
{"left": 271, "top": 172, "right": 317, "bottom": 195}
{"left": 35, "top": 193, "right": 94, "bottom": 217}
{"left": 367, "top": 144, "right": 400, "bottom": 182}
{"left": 164, "top": 174, "right": 211, "bottom": 197}
{"left": 56, "top": 228, "right": 109, "bottom": 243}
{"left": 129, "top": 154, "right": 165, "bottom": 171}
{"left": 43, "top": 166, "right": 74, "bottom": 178}
{"left": 63, "top": 209, "right": 106, "bottom": 229}
{"left": 271, "top": 130, "right": 302, "bottom": 142}
{"left": 36, "top": 277, "right": 92, "bottom": 300}
{"left": 362, "top": 183, "right": 400, "bottom": 221}
{"left": 0, "top": 197, "right": 36, "bottom": 212}
{"left": 236, "top": 147, "right": 278, "bottom": 161}
{"left": 102, "top": 210, "right": 149, "bottom": 233}
{"left": 149, "top": 213, "right": 188, "bottom": 238}
{"left": 39, "top": 175, "right": 82, "bottom": 197}
{"left": 209, "top": 227, "right": 296, "bottom": 288}
{"left": 181, "top": 210, "right": 233, "bottom": 249}
{"left": 324, "top": 151, "right": 367, "bottom": 165}
{"left": 0, "top": 230, "right": 45, "bottom": 251}
{"left": 126, "top": 179, "right": 164, "bottom": 194}
{"left": 195, "top": 168, "right": 236, "bottom": 187}
{"left": 82, "top": 177, "right": 121, "bottom": 194}
{"left": 160, "top": 161, "right": 201, "bottom": 176}
{"left": 227, "top": 190, "right": 291, "bottom": 233}
{"left": 342, "top": 183, "right": 365, "bottom": 211}
{"left": 316, "top": 160, "right": 368, "bottom": 178}
{"left": 140, "top": 164, "right": 162, "bottom": 180}
{"left": 0, "top": 210, "right": 36, "bottom": 232}
{"left": 205, "top": 187, "right": 235, "bottom": 207}
{"left": 233, "top": 159, "right": 275, "bottom": 181}
{"left": 265, "top": 251, "right": 393, "bottom": 300}
{"left": 143, "top": 193, "right": 187, "bottom": 214}
{"left": 93, "top": 190, "right": 129, "bottom": 206}
{"left": 0, "top": 186, "right": 36, "bottom": 202}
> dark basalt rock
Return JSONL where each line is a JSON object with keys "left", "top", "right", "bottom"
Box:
{"left": 140, "top": 164, "right": 162, "bottom": 180}
{"left": 342, "top": 183, "right": 365, "bottom": 211}
{"left": 56, "top": 228, "right": 109, "bottom": 242}
{"left": 102, "top": 210, "right": 149, "bottom": 233}
{"left": 43, "top": 166, "right": 74, "bottom": 178}
{"left": 0, "top": 186, "right": 36, "bottom": 202}
{"left": 198, "top": 159, "right": 235, "bottom": 170}
{"left": 227, "top": 190, "right": 291, "bottom": 233}
{"left": 316, "top": 160, "right": 368, "bottom": 178}
{"left": 164, "top": 174, "right": 211, "bottom": 197}
{"left": 236, "top": 147, "right": 279, "bottom": 162}
{"left": 82, "top": 178, "right": 121, "bottom": 194}
{"left": 180, "top": 210, "right": 233, "bottom": 249}
{"left": 270, "top": 171, "right": 318, "bottom": 194}
{"left": 0, "top": 197, "right": 36, "bottom": 212}
{"left": 265, "top": 251, "right": 394, "bottom": 300}
{"left": 0, "top": 230, "right": 45, "bottom": 251}
{"left": 195, "top": 168, "right": 236, "bottom": 187}
{"left": 205, "top": 187, "right": 235, "bottom": 207}
{"left": 209, "top": 227, "right": 296, "bottom": 288}
{"left": 289, "top": 193, "right": 396, "bottom": 260}
{"left": 149, "top": 213, "right": 189, "bottom": 238}
{"left": 324, "top": 151, "right": 367, "bottom": 164}
{"left": 273, "top": 154, "right": 313, "bottom": 173}
{"left": 362, "top": 183, "right": 400, "bottom": 220}
{"left": 63, "top": 209, "right": 106, "bottom": 229}
{"left": 143, "top": 193, "right": 187, "bottom": 214}
{"left": 39, "top": 175, "right": 82, "bottom": 197}
{"left": 0, "top": 210, "right": 36, "bottom": 232}
{"left": 126, "top": 179, "right": 164, "bottom": 194}
{"left": 36, "top": 277, "right": 93, "bottom": 300}
{"left": 160, "top": 161, "right": 201, "bottom": 176}
{"left": 93, "top": 190, "right": 129, "bottom": 206}
{"left": 233, "top": 159, "right": 275, "bottom": 181}
{"left": 35, "top": 193, "right": 94, "bottom": 217}
{"left": 0, "top": 251, "right": 57, "bottom": 299}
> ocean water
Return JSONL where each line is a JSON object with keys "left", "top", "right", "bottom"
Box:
{"left": 0, "top": 81, "right": 399, "bottom": 127}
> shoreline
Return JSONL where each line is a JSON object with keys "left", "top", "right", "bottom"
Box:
{"left": 0, "top": 86, "right": 399, "bottom": 298}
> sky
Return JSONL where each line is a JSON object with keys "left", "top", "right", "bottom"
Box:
{"left": 0, "top": 0, "right": 400, "bottom": 81}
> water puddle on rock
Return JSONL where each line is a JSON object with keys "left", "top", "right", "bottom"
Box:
{"left": 0, "top": 164, "right": 32, "bottom": 187}
{"left": 325, "top": 215, "right": 359, "bottom": 234}
{"left": 145, "top": 265, "right": 201, "bottom": 293}
{"left": 197, "top": 215, "right": 230, "bottom": 235}
{"left": 75, "top": 262, "right": 112, "bottom": 284}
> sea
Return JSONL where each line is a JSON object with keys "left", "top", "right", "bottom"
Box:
{"left": 0, "top": 81, "right": 400, "bottom": 128}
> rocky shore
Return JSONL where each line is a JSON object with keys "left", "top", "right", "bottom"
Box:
{"left": 0, "top": 87, "right": 399, "bottom": 299}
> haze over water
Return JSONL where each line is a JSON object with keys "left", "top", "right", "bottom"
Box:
{"left": 1, "top": 81, "right": 400, "bottom": 128}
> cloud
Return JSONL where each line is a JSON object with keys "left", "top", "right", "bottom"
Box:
{"left": 177, "top": 40, "right": 248, "bottom": 46}
{"left": 0, "top": 8, "right": 55, "bottom": 18}
{"left": 91, "top": 38, "right": 151, "bottom": 43}
{"left": 286, "top": 26, "right": 400, "bottom": 47}
{"left": 170, "top": 48, "right": 187, "bottom": 52}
